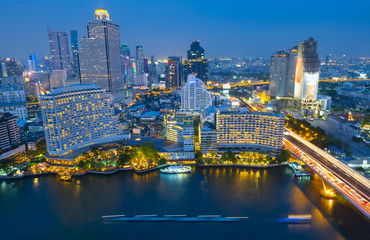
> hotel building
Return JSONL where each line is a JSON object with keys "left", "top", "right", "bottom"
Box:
{"left": 216, "top": 108, "right": 284, "bottom": 156}
{"left": 79, "top": 8, "right": 123, "bottom": 102}
{"left": 40, "top": 84, "right": 125, "bottom": 163}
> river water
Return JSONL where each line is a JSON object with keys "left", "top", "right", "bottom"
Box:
{"left": 0, "top": 167, "right": 369, "bottom": 239}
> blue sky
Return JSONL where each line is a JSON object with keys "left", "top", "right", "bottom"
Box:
{"left": 1, "top": 0, "right": 370, "bottom": 60}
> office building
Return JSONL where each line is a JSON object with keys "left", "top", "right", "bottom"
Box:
{"left": 183, "top": 41, "right": 208, "bottom": 82}
{"left": 120, "top": 44, "right": 131, "bottom": 75}
{"left": 181, "top": 74, "right": 212, "bottom": 111}
{"left": 40, "top": 84, "right": 125, "bottom": 159}
{"left": 216, "top": 108, "right": 284, "bottom": 156}
{"left": 165, "top": 56, "right": 183, "bottom": 89}
{"left": 47, "top": 29, "right": 72, "bottom": 74}
{"left": 0, "top": 113, "right": 21, "bottom": 150}
{"left": 293, "top": 37, "right": 320, "bottom": 115}
{"left": 0, "top": 85, "right": 27, "bottom": 120}
{"left": 79, "top": 8, "right": 123, "bottom": 101}
{"left": 135, "top": 46, "right": 145, "bottom": 74}
{"left": 134, "top": 73, "right": 148, "bottom": 89}
{"left": 286, "top": 46, "right": 298, "bottom": 97}
{"left": 166, "top": 116, "right": 194, "bottom": 151}
{"left": 70, "top": 30, "right": 79, "bottom": 78}
{"left": 269, "top": 50, "right": 288, "bottom": 98}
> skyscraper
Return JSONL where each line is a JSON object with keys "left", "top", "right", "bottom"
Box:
{"left": 293, "top": 37, "right": 320, "bottom": 115}
{"left": 181, "top": 74, "right": 212, "bottom": 111}
{"left": 286, "top": 46, "right": 298, "bottom": 97}
{"left": 183, "top": 41, "right": 208, "bottom": 82}
{"left": 135, "top": 46, "right": 145, "bottom": 74}
{"left": 165, "top": 56, "right": 183, "bottom": 89}
{"left": 70, "top": 30, "right": 79, "bottom": 78}
{"left": 40, "top": 84, "right": 125, "bottom": 161}
{"left": 269, "top": 50, "right": 288, "bottom": 98}
{"left": 79, "top": 8, "right": 123, "bottom": 99}
{"left": 47, "top": 29, "right": 72, "bottom": 72}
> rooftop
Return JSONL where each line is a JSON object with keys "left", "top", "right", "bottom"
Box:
{"left": 49, "top": 84, "right": 102, "bottom": 95}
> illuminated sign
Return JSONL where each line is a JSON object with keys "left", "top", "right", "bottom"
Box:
{"left": 303, "top": 72, "right": 319, "bottom": 100}
{"left": 295, "top": 58, "right": 302, "bottom": 83}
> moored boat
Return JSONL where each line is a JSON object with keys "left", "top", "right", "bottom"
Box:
{"left": 160, "top": 165, "right": 191, "bottom": 174}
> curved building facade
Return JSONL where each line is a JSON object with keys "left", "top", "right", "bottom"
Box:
{"left": 181, "top": 74, "right": 211, "bottom": 111}
{"left": 216, "top": 108, "right": 284, "bottom": 156}
{"left": 40, "top": 84, "right": 124, "bottom": 158}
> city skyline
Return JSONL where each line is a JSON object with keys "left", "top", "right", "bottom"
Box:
{"left": 1, "top": 0, "right": 370, "bottom": 61}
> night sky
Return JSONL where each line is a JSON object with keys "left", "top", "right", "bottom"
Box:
{"left": 1, "top": 0, "right": 370, "bottom": 61}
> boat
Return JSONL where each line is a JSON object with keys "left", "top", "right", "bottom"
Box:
{"left": 276, "top": 214, "right": 312, "bottom": 223}
{"left": 160, "top": 165, "right": 191, "bottom": 174}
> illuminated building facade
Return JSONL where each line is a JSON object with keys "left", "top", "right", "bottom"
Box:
{"left": 166, "top": 116, "right": 194, "bottom": 151}
{"left": 79, "top": 8, "right": 123, "bottom": 99}
{"left": 216, "top": 108, "right": 284, "bottom": 156}
{"left": 47, "top": 29, "right": 72, "bottom": 74}
{"left": 183, "top": 41, "right": 208, "bottom": 82}
{"left": 165, "top": 56, "right": 183, "bottom": 89}
{"left": 40, "top": 84, "right": 124, "bottom": 157}
{"left": 293, "top": 37, "right": 320, "bottom": 115}
{"left": 181, "top": 74, "right": 212, "bottom": 111}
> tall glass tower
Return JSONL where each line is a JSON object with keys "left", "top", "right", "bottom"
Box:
{"left": 47, "top": 29, "right": 72, "bottom": 72}
{"left": 70, "top": 30, "right": 79, "bottom": 78}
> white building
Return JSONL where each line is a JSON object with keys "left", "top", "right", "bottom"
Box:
{"left": 40, "top": 84, "right": 125, "bottom": 157}
{"left": 181, "top": 74, "right": 212, "bottom": 111}
{"left": 0, "top": 85, "right": 27, "bottom": 120}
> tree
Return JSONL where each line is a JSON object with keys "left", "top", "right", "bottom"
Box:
{"left": 276, "top": 150, "right": 290, "bottom": 163}
{"left": 158, "top": 157, "right": 167, "bottom": 165}
{"left": 140, "top": 142, "right": 160, "bottom": 162}
{"left": 117, "top": 153, "right": 131, "bottom": 166}
{"left": 195, "top": 150, "right": 204, "bottom": 165}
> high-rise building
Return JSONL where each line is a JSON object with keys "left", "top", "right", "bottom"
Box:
{"left": 286, "top": 46, "right": 298, "bottom": 97}
{"left": 269, "top": 47, "right": 298, "bottom": 99}
{"left": 293, "top": 37, "right": 320, "bottom": 115}
{"left": 79, "top": 8, "right": 123, "bottom": 100}
{"left": 70, "top": 30, "right": 79, "bottom": 78}
{"left": 166, "top": 116, "right": 194, "bottom": 151}
{"left": 47, "top": 29, "right": 72, "bottom": 74}
{"left": 216, "top": 108, "right": 284, "bottom": 157}
{"left": 148, "top": 54, "right": 158, "bottom": 84}
{"left": 120, "top": 44, "right": 131, "bottom": 75}
{"left": 269, "top": 50, "right": 288, "bottom": 98}
{"left": 165, "top": 56, "right": 183, "bottom": 89}
{"left": 0, "top": 113, "right": 21, "bottom": 150}
{"left": 181, "top": 74, "right": 212, "bottom": 111}
{"left": 183, "top": 41, "right": 208, "bottom": 82}
{"left": 40, "top": 84, "right": 125, "bottom": 160}
{"left": 0, "top": 84, "right": 27, "bottom": 120}
{"left": 135, "top": 46, "right": 145, "bottom": 74}
{"left": 49, "top": 69, "right": 68, "bottom": 89}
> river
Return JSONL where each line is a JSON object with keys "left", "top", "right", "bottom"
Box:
{"left": 0, "top": 167, "right": 369, "bottom": 239}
